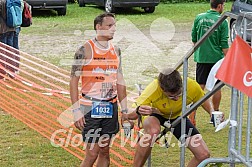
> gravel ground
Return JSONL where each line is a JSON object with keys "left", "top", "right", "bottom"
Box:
{"left": 19, "top": 22, "right": 196, "bottom": 88}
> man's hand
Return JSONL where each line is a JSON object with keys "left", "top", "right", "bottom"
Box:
{"left": 121, "top": 113, "right": 128, "bottom": 124}
{"left": 121, "top": 113, "right": 134, "bottom": 129}
{"left": 138, "top": 105, "right": 164, "bottom": 116}
{"left": 73, "top": 110, "right": 85, "bottom": 131}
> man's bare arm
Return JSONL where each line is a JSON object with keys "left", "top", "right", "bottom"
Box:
{"left": 69, "top": 45, "right": 86, "bottom": 131}
{"left": 115, "top": 46, "right": 127, "bottom": 111}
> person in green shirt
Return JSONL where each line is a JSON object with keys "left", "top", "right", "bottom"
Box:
{"left": 191, "top": 0, "right": 229, "bottom": 117}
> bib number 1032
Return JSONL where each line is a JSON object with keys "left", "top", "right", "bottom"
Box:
{"left": 95, "top": 106, "right": 110, "bottom": 114}
{"left": 91, "top": 101, "right": 113, "bottom": 118}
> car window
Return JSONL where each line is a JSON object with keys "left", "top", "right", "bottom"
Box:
{"left": 246, "top": 0, "right": 252, "bottom": 5}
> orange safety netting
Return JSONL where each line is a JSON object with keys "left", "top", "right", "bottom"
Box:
{"left": 0, "top": 42, "right": 140, "bottom": 167}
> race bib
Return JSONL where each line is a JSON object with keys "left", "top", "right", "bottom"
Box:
{"left": 91, "top": 101, "right": 113, "bottom": 118}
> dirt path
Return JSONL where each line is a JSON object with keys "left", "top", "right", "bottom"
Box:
{"left": 19, "top": 23, "right": 195, "bottom": 87}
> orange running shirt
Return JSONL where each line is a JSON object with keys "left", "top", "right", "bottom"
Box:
{"left": 81, "top": 39, "right": 119, "bottom": 100}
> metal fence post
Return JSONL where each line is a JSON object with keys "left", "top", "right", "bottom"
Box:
{"left": 229, "top": 88, "right": 239, "bottom": 167}
{"left": 180, "top": 58, "right": 189, "bottom": 167}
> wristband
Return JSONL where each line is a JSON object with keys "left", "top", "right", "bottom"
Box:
{"left": 121, "top": 108, "right": 128, "bottom": 113}
{"left": 72, "top": 108, "right": 81, "bottom": 113}
{"left": 136, "top": 106, "right": 141, "bottom": 115}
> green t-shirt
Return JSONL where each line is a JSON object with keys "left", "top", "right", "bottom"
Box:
{"left": 191, "top": 10, "right": 229, "bottom": 63}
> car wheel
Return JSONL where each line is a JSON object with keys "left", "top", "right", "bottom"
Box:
{"left": 230, "top": 21, "right": 237, "bottom": 43}
{"left": 57, "top": 6, "right": 67, "bottom": 16}
{"left": 105, "top": 0, "right": 115, "bottom": 13}
{"left": 144, "top": 6, "right": 155, "bottom": 13}
{"left": 79, "top": 0, "right": 85, "bottom": 7}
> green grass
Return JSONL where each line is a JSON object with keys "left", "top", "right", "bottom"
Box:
{"left": 0, "top": 111, "right": 79, "bottom": 166}
{"left": 1, "top": 2, "right": 250, "bottom": 167}
{"left": 22, "top": 2, "right": 232, "bottom": 34}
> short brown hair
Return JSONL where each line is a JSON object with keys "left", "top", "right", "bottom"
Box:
{"left": 158, "top": 68, "right": 182, "bottom": 93}
{"left": 94, "top": 13, "right": 115, "bottom": 30}
{"left": 210, "top": 0, "right": 225, "bottom": 9}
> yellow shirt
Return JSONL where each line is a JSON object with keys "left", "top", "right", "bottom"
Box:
{"left": 133, "top": 78, "right": 204, "bottom": 119}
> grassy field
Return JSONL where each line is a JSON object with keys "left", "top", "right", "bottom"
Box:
{"left": 21, "top": 2, "right": 221, "bottom": 34}
{"left": 1, "top": 2, "right": 250, "bottom": 167}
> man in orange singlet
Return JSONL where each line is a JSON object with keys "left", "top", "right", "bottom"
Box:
{"left": 69, "top": 13, "right": 128, "bottom": 167}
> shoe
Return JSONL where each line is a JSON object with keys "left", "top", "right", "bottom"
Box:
{"left": 209, "top": 115, "right": 214, "bottom": 124}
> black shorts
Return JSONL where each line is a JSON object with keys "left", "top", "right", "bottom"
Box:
{"left": 80, "top": 102, "right": 119, "bottom": 143}
{"left": 150, "top": 113, "right": 200, "bottom": 140}
{"left": 196, "top": 63, "right": 215, "bottom": 85}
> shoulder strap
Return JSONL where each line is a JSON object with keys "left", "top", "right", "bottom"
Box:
{"left": 0, "top": 0, "right": 6, "bottom": 19}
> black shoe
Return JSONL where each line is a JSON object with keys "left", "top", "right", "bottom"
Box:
{"left": 210, "top": 115, "right": 214, "bottom": 124}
